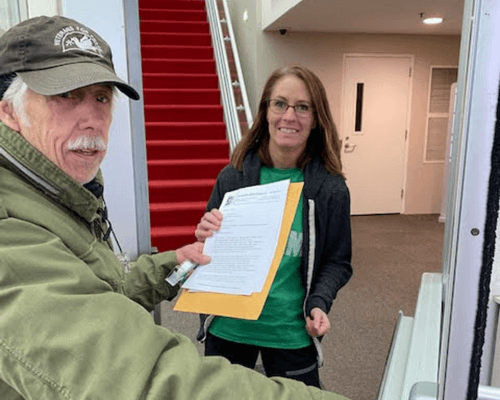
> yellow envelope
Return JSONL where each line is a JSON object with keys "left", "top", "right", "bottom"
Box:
{"left": 173, "top": 182, "right": 304, "bottom": 320}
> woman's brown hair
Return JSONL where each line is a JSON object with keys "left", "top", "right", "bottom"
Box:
{"left": 231, "top": 64, "right": 344, "bottom": 178}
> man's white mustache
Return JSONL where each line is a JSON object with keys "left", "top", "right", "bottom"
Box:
{"left": 67, "top": 136, "right": 107, "bottom": 151}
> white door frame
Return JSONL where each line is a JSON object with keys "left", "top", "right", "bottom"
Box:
{"left": 439, "top": 0, "right": 500, "bottom": 397}
{"left": 340, "top": 53, "right": 414, "bottom": 214}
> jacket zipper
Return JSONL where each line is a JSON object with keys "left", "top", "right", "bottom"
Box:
{"left": 303, "top": 199, "right": 324, "bottom": 367}
{"left": 0, "top": 146, "right": 59, "bottom": 196}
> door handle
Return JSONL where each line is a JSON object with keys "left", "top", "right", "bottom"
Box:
{"left": 344, "top": 143, "right": 357, "bottom": 153}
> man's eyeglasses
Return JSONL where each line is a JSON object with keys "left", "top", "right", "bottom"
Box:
{"left": 268, "top": 99, "right": 313, "bottom": 116}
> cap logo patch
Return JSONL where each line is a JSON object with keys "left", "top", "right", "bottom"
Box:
{"left": 54, "top": 25, "right": 104, "bottom": 58}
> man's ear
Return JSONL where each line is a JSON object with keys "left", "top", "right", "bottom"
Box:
{"left": 0, "top": 100, "right": 21, "bottom": 132}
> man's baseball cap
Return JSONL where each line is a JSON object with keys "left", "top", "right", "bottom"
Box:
{"left": 0, "top": 16, "right": 140, "bottom": 100}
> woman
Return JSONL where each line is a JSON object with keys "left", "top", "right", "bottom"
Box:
{"left": 195, "top": 65, "right": 352, "bottom": 388}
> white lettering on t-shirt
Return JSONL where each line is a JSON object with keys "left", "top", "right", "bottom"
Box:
{"left": 285, "top": 231, "right": 302, "bottom": 257}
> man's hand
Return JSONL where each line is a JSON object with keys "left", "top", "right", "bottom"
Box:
{"left": 306, "top": 308, "right": 331, "bottom": 337}
{"left": 174, "top": 241, "right": 211, "bottom": 266}
{"left": 195, "top": 208, "right": 223, "bottom": 242}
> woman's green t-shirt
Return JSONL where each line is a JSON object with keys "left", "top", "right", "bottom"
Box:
{"left": 208, "top": 167, "right": 311, "bottom": 349}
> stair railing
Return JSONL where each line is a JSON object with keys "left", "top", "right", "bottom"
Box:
{"left": 204, "top": 0, "right": 253, "bottom": 153}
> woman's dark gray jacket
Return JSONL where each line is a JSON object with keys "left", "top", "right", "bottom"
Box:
{"left": 197, "top": 151, "right": 353, "bottom": 359}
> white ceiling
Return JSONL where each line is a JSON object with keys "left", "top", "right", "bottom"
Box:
{"left": 264, "top": 0, "right": 464, "bottom": 36}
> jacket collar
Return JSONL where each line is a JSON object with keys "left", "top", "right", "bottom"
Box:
{"left": 0, "top": 121, "right": 103, "bottom": 222}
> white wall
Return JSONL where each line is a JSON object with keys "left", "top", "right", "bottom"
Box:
{"left": 26, "top": 0, "right": 59, "bottom": 17}
{"left": 0, "top": 0, "right": 57, "bottom": 29}
{"left": 261, "top": 0, "right": 302, "bottom": 30}
{"left": 227, "top": 0, "right": 460, "bottom": 214}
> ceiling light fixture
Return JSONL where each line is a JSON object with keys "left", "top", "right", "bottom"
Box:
{"left": 419, "top": 13, "right": 444, "bottom": 25}
{"left": 423, "top": 17, "right": 444, "bottom": 24}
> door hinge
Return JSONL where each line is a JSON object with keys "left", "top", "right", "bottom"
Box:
{"left": 401, "top": 189, "right": 404, "bottom": 199}
{"left": 405, "top": 129, "right": 408, "bottom": 140}
{"left": 409, "top": 67, "right": 412, "bottom": 77}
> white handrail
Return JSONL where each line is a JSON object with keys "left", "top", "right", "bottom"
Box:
{"left": 205, "top": 0, "right": 253, "bottom": 153}
{"left": 406, "top": 383, "right": 500, "bottom": 400}
{"left": 478, "top": 385, "right": 500, "bottom": 400}
{"left": 220, "top": 0, "right": 253, "bottom": 129}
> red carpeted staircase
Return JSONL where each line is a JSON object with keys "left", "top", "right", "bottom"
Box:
{"left": 139, "top": 0, "right": 230, "bottom": 252}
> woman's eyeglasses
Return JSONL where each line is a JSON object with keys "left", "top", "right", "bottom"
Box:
{"left": 268, "top": 99, "right": 313, "bottom": 116}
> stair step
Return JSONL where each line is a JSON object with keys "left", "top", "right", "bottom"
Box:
{"left": 147, "top": 139, "right": 229, "bottom": 159}
{"left": 143, "top": 73, "right": 219, "bottom": 89}
{"left": 148, "top": 158, "right": 228, "bottom": 180}
{"left": 142, "top": 59, "right": 216, "bottom": 74}
{"left": 143, "top": 88, "right": 220, "bottom": 105}
{"left": 138, "top": 0, "right": 224, "bottom": 252}
{"left": 150, "top": 201, "right": 206, "bottom": 227}
{"left": 150, "top": 201, "right": 207, "bottom": 212}
{"left": 151, "top": 225, "right": 197, "bottom": 252}
{"left": 140, "top": 0, "right": 205, "bottom": 11}
{"left": 140, "top": 20, "right": 209, "bottom": 34}
{"left": 149, "top": 178, "right": 216, "bottom": 203}
{"left": 145, "top": 122, "right": 226, "bottom": 140}
{"left": 141, "top": 45, "right": 213, "bottom": 59}
{"left": 141, "top": 32, "right": 211, "bottom": 47}
{"left": 144, "top": 104, "right": 223, "bottom": 123}
{"left": 139, "top": 9, "right": 207, "bottom": 22}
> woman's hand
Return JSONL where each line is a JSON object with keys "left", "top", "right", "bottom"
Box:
{"left": 306, "top": 308, "right": 331, "bottom": 337}
{"left": 195, "top": 209, "right": 223, "bottom": 242}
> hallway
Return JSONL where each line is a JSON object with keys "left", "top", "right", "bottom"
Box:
{"left": 160, "top": 214, "right": 445, "bottom": 400}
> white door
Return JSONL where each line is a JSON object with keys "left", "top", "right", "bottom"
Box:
{"left": 341, "top": 55, "right": 412, "bottom": 215}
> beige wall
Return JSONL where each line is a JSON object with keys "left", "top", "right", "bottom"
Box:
{"left": 227, "top": 0, "right": 461, "bottom": 214}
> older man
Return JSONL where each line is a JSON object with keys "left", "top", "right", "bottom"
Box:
{"left": 0, "top": 15, "right": 350, "bottom": 400}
